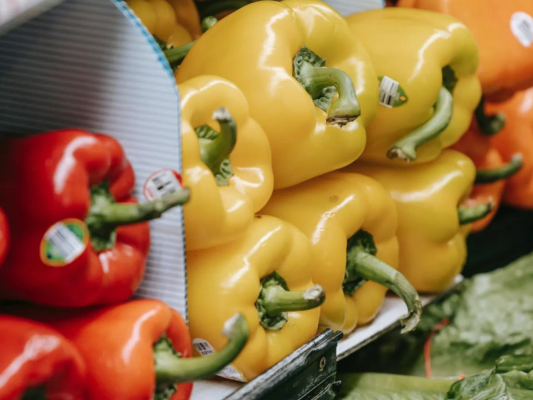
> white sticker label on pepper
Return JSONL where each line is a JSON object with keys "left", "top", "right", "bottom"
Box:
{"left": 193, "top": 338, "right": 248, "bottom": 382}
{"left": 511, "top": 12, "right": 533, "bottom": 47}
{"left": 143, "top": 169, "right": 183, "bottom": 201}
{"left": 379, "top": 76, "right": 400, "bottom": 108}
{"left": 40, "top": 219, "right": 89, "bottom": 267}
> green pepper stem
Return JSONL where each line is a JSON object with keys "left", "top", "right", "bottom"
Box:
{"left": 201, "top": 16, "right": 218, "bottom": 32}
{"left": 164, "top": 17, "right": 217, "bottom": 66}
{"left": 197, "top": 0, "right": 249, "bottom": 19}
{"left": 298, "top": 61, "right": 361, "bottom": 125}
{"left": 475, "top": 96, "right": 506, "bottom": 135}
{"left": 164, "top": 41, "right": 194, "bottom": 66}
{"left": 387, "top": 86, "right": 453, "bottom": 161}
{"left": 87, "top": 189, "right": 190, "bottom": 231}
{"left": 347, "top": 251, "right": 422, "bottom": 333}
{"left": 458, "top": 199, "right": 494, "bottom": 225}
{"left": 475, "top": 154, "right": 523, "bottom": 184}
{"left": 197, "top": 107, "right": 237, "bottom": 180}
{"left": 261, "top": 284, "right": 325, "bottom": 316}
{"left": 155, "top": 314, "right": 249, "bottom": 384}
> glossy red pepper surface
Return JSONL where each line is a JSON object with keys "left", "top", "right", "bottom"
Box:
{"left": 0, "top": 130, "right": 149, "bottom": 307}
{"left": 0, "top": 315, "right": 86, "bottom": 400}
{"left": 6, "top": 300, "right": 193, "bottom": 400}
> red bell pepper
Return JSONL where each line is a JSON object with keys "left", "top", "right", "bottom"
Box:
{"left": 7, "top": 299, "right": 249, "bottom": 400}
{"left": 0, "top": 315, "right": 86, "bottom": 400}
{"left": 0, "top": 130, "right": 190, "bottom": 307}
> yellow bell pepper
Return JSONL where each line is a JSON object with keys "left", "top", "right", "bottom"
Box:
{"left": 261, "top": 172, "right": 421, "bottom": 335}
{"left": 177, "top": 0, "right": 379, "bottom": 189}
{"left": 126, "top": 0, "right": 201, "bottom": 44}
{"left": 345, "top": 150, "right": 492, "bottom": 293}
{"left": 347, "top": 8, "right": 481, "bottom": 164}
{"left": 181, "top": 76, "right": 274, "bottom": 251}
{"left": 187, "top": 215, "right": 325, "bottom": 381}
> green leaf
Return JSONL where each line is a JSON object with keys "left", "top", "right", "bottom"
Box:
{"left": 338, "top": 355, "right": 533, "bottom": 400}
{"left": 340, "top": 251, "right": 533, "bottom": 378}
{"left": 446, "top": 355, "right": 533, "bottom": 400}
{"left": 337, "top": 373, "right": 452, "bottom": 400}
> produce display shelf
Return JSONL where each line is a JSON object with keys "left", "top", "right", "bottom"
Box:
{"left": 191, "top": 276, "right": 463, "bottom": 400}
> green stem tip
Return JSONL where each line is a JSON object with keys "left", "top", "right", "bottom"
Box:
{"left": 475, "top": 154, "right": 523, "bottom": 184}
{"left": 344, "top": 231, "right": 422, "bottom": 333}
{"left": 261, "top": 284, "right": 325, "bottom": 316}
{"left": 164, "top": 41, "right": 194, "bottom": 67}
{"left": 195, "top": 106, "right": 237, "bottom": 186}
{"left": 293, "top": 47, "right": 361, "bottom": 126}
{"left": 458, "top": 198, "right": 494, "bottom": 225}
{"left": 201, "top": 16, "right": 218, "bottom": 32}
{"left": 257, "top": 272, "right": 325, "bottom": 331}
{"left": 387, "top": 86, "right": 453, "bottom": 162}
{"left": 475, "top": 96, "right": 506, "bottom": 135}
{"left": 163, "top": 17, "right": 217, "bottom": 67}
{"left": 154, "top": 314, "right": 249, "bottom": 384}
{"left": 87, "top": 187, "right": 190, "bottom": 231}
{"left": 86, "top": 183, "right": 190, "bottom": 252}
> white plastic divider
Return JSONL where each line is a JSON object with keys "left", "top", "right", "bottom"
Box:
{"left": 0, "top": 0, "right": 189, "bottom": 318}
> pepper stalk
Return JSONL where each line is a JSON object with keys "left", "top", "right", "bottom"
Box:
{"left": 154, "top": 314, "right": 249, "bottom": 400}
{"left": 475, "top": 154, "right": 523, "bottom": 184}
{"left": 256, "top": 272, "right": 325, "bottom": 330}
{"left": 293, "top": 47, "right": 361, "bottom": 126}
{"left": 194, "top": 107, "right": 237, "bottom": 186}
{"left": 458, "top": 199, "right": 494, "bottom": 225}
{"left": 475, "top": 96, "right": 506, "bottom": 135}
{"left": 387, "top": 86, "right": 453, "bottom": 161}
{"left": 162, "top": 17, "right": 217, "bottom": 67}
{"left": 343, "top": 230, "right": 422, "bottom": 333}
{"left": 86, "top": 182, "right": 190, "bottom": 252}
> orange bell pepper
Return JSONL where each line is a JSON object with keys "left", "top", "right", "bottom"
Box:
{"left": 392, "top": 0, "right": 533, "bottom": 101}
{"left": 490, "top": 89, "right": 533, "bottom": 208}
{"left": 452, "top": 124, "right": 522, "bottom": 232}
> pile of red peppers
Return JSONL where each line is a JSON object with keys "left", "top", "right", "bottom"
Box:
{"left": 0, "top": 130, "right": 249, "bottom": 400}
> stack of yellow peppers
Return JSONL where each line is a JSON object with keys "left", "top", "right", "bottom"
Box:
{"left": 126, "top": 0, "right": 493, "bottom": 381}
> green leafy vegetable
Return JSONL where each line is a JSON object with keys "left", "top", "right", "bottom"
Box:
{"left": 338, "top": 373, "right": 452, "bottom": 400}
{"left": 447, "top": 355, "right": 533, "bottom": 400}
{"left": 424, "top": 253, "right": 533, "bottom": 377}
{"left": 340, "top": 251, "right": 533, "bottom": 378}
{"left": 338, "top": 355, "right": 533, "bottom": 400}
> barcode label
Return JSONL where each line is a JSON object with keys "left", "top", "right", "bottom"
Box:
{"left": 379, "top": 76, "right": 400, "bottom": 108}
{"left": 193, "top": 339, "right": 214, "bottom": 356}
{"left": 511, "top": 12, "right": 533, "bottom": 47}
{"left": 40, "top": 219, "right": 88, "bottom": 267}
{"left": 143, "top": 169, "right": 183, "bottom": 201}
{"left": 193, "top": 338, "right": 247, "bottom": 382}
{"left": 46, "top": 223, "right": 84, "bottom": 261}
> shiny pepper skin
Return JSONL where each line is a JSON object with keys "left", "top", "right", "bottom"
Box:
{"left": 0, "top": 315, "right": 86, "bottom": 400}
{"left": 347, "top": 8, "right": 481, "bottom": 165}
{"left": 180, "top": 76, "right": 273, "bottom": 251}
{"left": 346, "top": 151, "right": 476, "bottom": 293}
{"left": 394, "top": 0, "right": 533, "bottom": 101}
{"left": 177, "top": 0, "right": 379, "bottom": 189}
{"left": 262, "top": 172, "right": 400, "bottom": 334}
{"left": 187, "top": 215, "right": 321, "bottom": 380}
